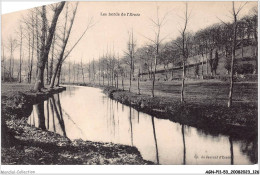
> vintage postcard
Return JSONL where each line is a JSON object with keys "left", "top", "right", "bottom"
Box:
{"left": 1, "top": 0, "right": 258, "bottom": 174}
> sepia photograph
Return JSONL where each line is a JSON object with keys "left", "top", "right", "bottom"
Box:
{"left": 1, "top": 0, "right": 258, "bottom": 172}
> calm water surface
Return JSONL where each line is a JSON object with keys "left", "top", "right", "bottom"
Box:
{"left": 28, "top": 86, "right": 257, "bottom": 165}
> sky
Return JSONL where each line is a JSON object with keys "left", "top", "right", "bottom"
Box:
{"left": 2, "top": 1, "right": 258, "bottom": 64}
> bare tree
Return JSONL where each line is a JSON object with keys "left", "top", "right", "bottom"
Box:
{"left": 137, "top": 68, "right": 141, "bottom": 94}
{"left": 50, "top": 2, "right": 78, "bottom": 88}
{"left": 76, "top": 61, "right": 80, "bottom": 83}
{"left": 92, "top": 58, "right": 96, "bottom": 83}
{"left": 18, "top": 25, "right": 24, "bottom": 83}
{"left": 50, "top": 7, "right": 94, "bottom": 87}
{"left": 1, "top": 41, "right": 6, "bottom": 82}
{"left": 124, "top": 29, "right": 136, "bottom": 92}
{"left": 73, "top": 60, "right": 76, "bottom": 83}
{"left": 29, "top": 12, "right": 35, "bottom": 83}
{"left": 88, "top": 60, "right": 91, "bottom": 83}
{"left": 7, "top": 36, "right": 18, "bottom": 80}
{"left": 34, "top": 2, "right": 66, "bottom": 91}
{"left": 144, "top": 6, "right": 168, "bottom": 97}
{"left": 175, "top": 3, "right": 191, "bottom": 103}
{"left": 98, "top": 57, "right": 101, "bottom": 85}
{"left": 227, "top": 2, "right": 247, "bottom": 107}
{"left": 80, "top": 58, "right": 85, "bottom": 83}
{"left": 68, "top": 59, "right": 71, "bottom": 83}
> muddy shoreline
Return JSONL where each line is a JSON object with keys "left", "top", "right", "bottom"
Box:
{"left": 1, "top": 86, "right": 152, "bottom": 165}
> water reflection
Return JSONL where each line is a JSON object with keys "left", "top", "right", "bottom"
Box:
{"left": 28, "top": 94, "right": 69, "bottom": 138}
{"left": 152, "top": 116, "right": 159, "bottom": 164}
{"left": 182, "top": 124, "right": 186, "bottom": 165}
{"left": 229, "top": 137, "right": 234, "bottom": 165}
{"left": 129, "top": 107, "right": 133, "bottom": 146}
{"left": 28, "top": 86, "right": 257, "bottom": 165}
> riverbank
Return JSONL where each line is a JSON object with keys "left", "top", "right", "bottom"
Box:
{"left": 61, "top": 81, "right": 258, "bottom": 139}
{"left": 1, "top": 84, "right": 152, "bottom": 165}
{"left": 100, "top": 85, "right": 257, "bottom": 140}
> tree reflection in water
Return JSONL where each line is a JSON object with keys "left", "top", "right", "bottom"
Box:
{"left": 182, "top": 124, "right": 186, "bottom": 165}
{"left": 26, "top": 87, "right": 258, "bottom": 165}
{"left": 229, "top": 137, "right": 234, "bottom": 165}
{"left": 151, "top": 116, "right": 159, "bottom": 164}
{"left": 129, "top": 106, "right": 133, "bottom": 146}
{"left": 46, "top": 100, "right": 50, "bottom": 130}
{"left": 52, "top": 94, "right": 66, "bottom": 137}
{"left": 28, "top": 94, "right": 67, "bottom": 137}
{"left": 35, "top": 102, "right": 46, "bottom": 130}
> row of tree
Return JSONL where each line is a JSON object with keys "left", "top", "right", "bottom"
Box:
{"left": 1, "top": 2, "right": 257, "bottom": 107}
{"left": 1, "top": 2, "right": 94, "bottom": 90}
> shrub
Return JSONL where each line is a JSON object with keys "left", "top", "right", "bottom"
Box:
{"left": 236, "top": 64, "right": 254, "bottom": 74}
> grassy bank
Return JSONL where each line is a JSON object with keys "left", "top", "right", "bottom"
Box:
{"left": 1, "top": 84, "right": 152, "bottom": 165}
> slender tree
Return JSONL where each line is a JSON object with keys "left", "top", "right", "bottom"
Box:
{"left": 7, "top": 36, "right": 18, "bottom": 80}
{"left": 145, "top": 7, "right": 168, "bottom": 97}
{"left": 18, "top": 25, "right": 23, "bottom": 83}
{"left": 1, "top": 42, "right": 6, "bottom": 82}
{"left": 124, "top": 29, "right": 136, "bottom": 92}
{"left": 227, "top": 2, "right": 247, "bottom": 107}
{"left": 176, "top": 3, "right": 190, "bottom": 103}
{"left": 80, "top": 58, "right": 85, "bottom": 84}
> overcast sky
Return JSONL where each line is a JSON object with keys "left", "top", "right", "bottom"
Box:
{"left": 2, "top": 1, "right": 258, "bottom": 64}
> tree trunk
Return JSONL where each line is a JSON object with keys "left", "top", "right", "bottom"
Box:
{"left": 35, "top": 102, "right": 46, "bottom": 130}
{"left": 102, "top": 73, "right": 104, "bottom": 86}
{"left": 138, "top": 68, "right": 140, "bottom": 94}
{"left": 122, "top": 74, "right": 124, "bottom": 90}
{"left": 34, "top": 2, "right": 65, "bottom": 91}
{"left": 206, "top": 48, "right": 208, "bottom": 75}
{"left": 201, "top": 52, "right": 204, "bottom": 79}
{"left": 129, "top": 67, "right": 132, "bottom": 91}
{"left": 27, "top": 34, "right": 31, "bottom": 83}
{"left": 152, "top": 45, "right": 158, "bottom": 97}
{"left": 49, "top": 34, "right": 55, "bottom": 84}
{"left": 68, "top": 61, "right": 71, "bottom": 83}
{"left": 46, "top": 58, "right": 49, "bottom": 84}
{"left": 181, "top": 60, "right": 185, "bottom": 103}
{"left": 152, "top": 64, "right": 156, "bottom": 97}
{"left": 2, "top": 46, "right": 5, "bottom": 82}
{"left": 19, "top": 27, "right": 23, "bottom": 83}
{"left": 81, "top": 60, "right": 85, "bottom": 84}
{"left": 30, "top": 24, "right": 35, "bottom": 84}
{"left": 73, "top": 61, "right": 75, "bottom": 84}
{"left": 35, "top": 11, "right": 40, "bottom": 79}
{"left": 55, "top": 64, "right": 62, "bottom": 87}
{"left": 228, "top": 4, "right": 238, "bottom": 108}
{"left": 116, "top": 74, "right": 118, "bottom": 89}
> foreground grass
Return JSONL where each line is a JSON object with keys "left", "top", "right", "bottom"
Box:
{"left": 1, "top": 84, "right": 151, "bottom": 165}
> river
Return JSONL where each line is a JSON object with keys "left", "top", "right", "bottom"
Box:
{"left": 27, "top": 86, "right": 257, "bottom": 165}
